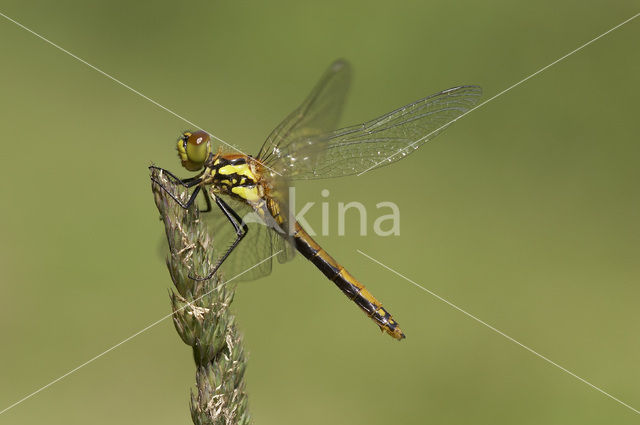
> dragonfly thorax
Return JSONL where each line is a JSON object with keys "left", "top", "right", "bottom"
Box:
{"left": 177, "top": 130, "right": 212, "bottom": 171}
{"left": 206, "top": 155, "right": 263, "bottom": 203}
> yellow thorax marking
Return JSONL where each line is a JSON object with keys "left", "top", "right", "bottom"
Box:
{"left": 218, "top": 164, "right": 256, "bottom": 182}
{"left": 231, "top": 186, "right": 260, "bottom": 202}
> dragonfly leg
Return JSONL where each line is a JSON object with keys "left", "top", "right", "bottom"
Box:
{"left": 150, "top": 166, "right": 202, "bottom": 209}
{"left": 152, "top": 178, "right": 201, "bottom": 209}
{"left": 152, "top": 166, "right": 212, "bottom": 212}
{"left": 199, "top": 188, "right": 213, "bottom": 213}
{"left": 189, "top": 195, "right": 248, "bottom": 281}
{"left": 148, "top": 165, "right": 197, "bottom": 187}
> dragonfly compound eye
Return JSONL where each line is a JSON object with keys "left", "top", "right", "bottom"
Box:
{"left": 177, "top": 130, "right": 211, "bottom": 171}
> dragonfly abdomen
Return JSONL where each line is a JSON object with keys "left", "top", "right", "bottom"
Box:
{"left": 292, "top": 222, "right": 405, "bottom": 340}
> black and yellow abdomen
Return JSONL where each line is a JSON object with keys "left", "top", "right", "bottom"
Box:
{"left": 292, "top": 222, "right": 405, "bottom": 340}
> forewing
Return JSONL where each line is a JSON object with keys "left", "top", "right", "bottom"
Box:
{"left": 258, "top": 59, "right": 351, "bottom": 165}
{"left": 266, "top": 85, "right": 482, "bottom": 179}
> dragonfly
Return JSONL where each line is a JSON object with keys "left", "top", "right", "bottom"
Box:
{"left": 151, "top": 59, "right": 481, "bottom": 340}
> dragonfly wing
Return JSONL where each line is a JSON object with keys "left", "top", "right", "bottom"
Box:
{"left": 258, "top": 59, "right": 351, "bottom": 165}
{"left": 265, "top": 85, "right": 482, "bottom": 179}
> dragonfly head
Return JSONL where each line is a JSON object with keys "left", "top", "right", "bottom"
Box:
{"left": 177, "top": 130, "right": 211, "bottom": 171}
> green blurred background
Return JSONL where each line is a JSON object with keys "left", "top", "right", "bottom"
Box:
{"left": 1, "top": 1, "right": 639, "bottom": 424}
